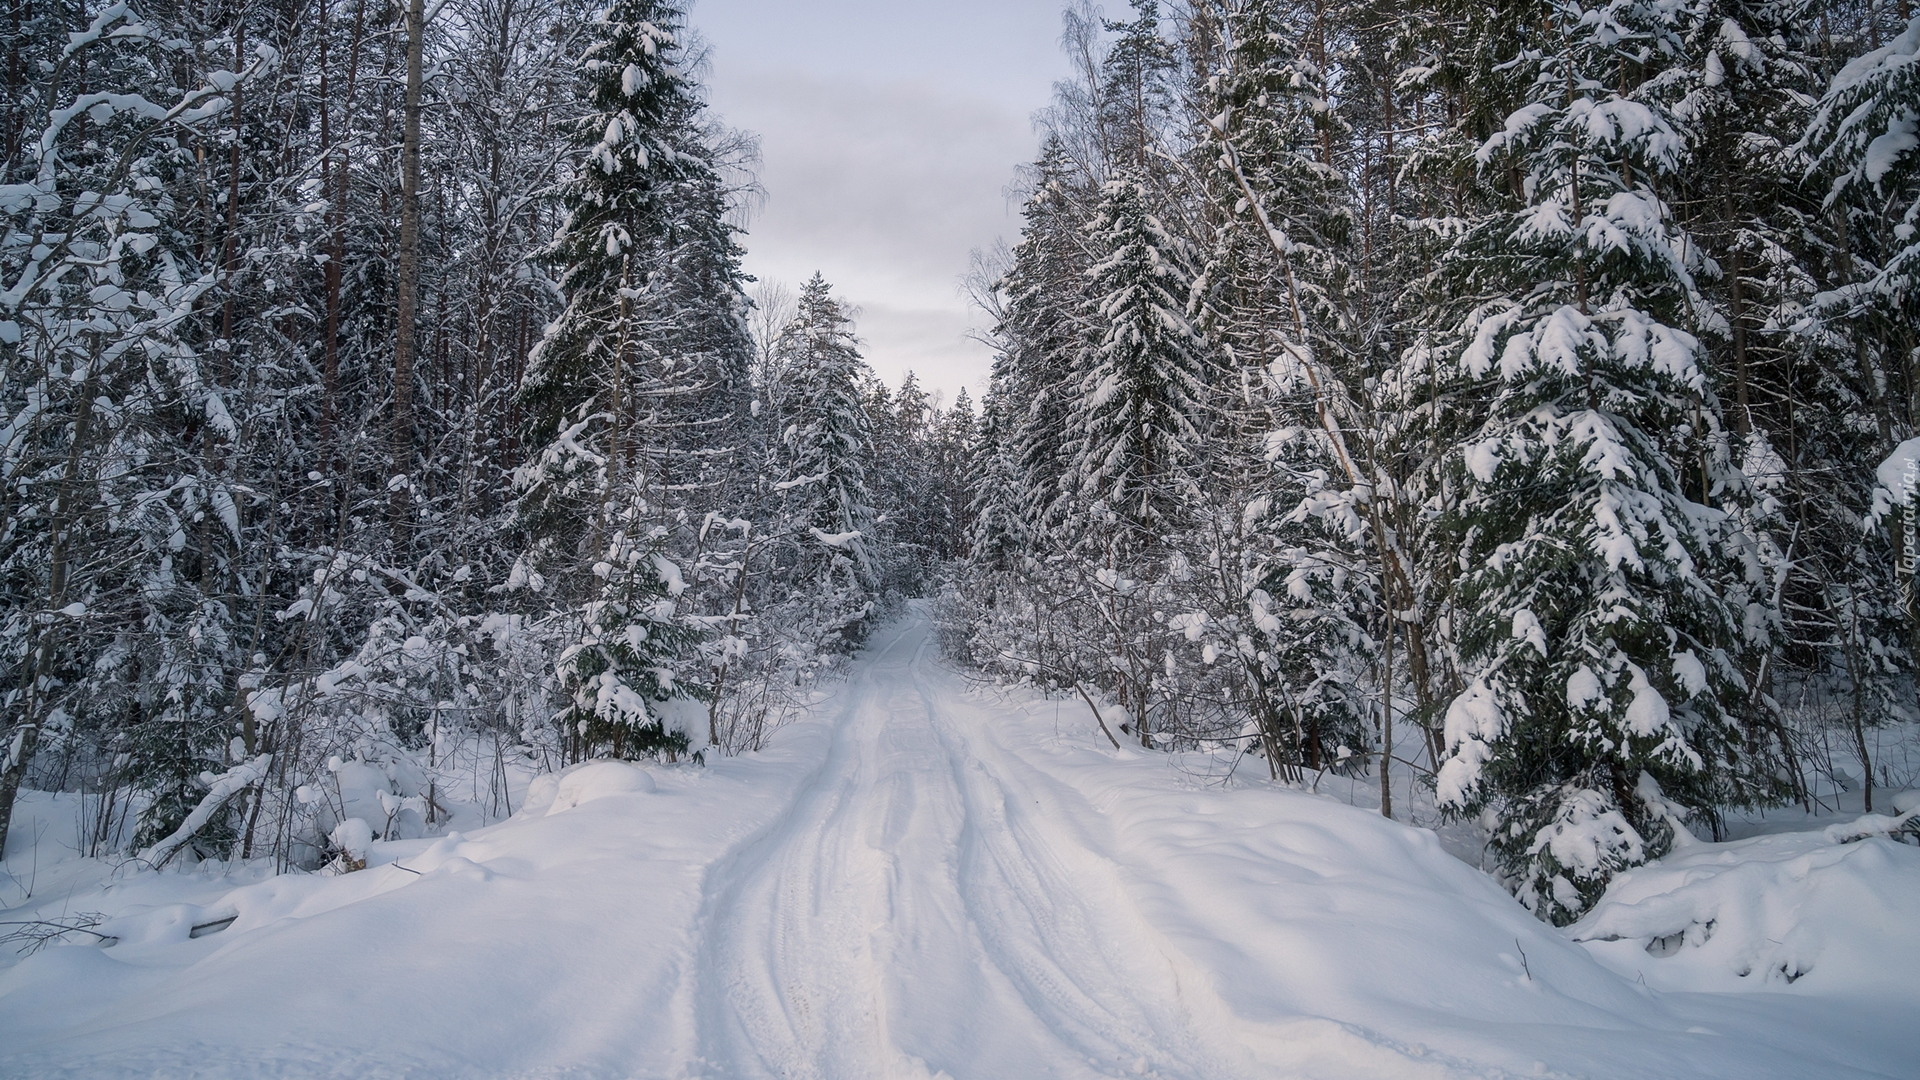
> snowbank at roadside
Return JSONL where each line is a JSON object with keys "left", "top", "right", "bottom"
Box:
{"left": 1571, "top": 800, "right": 1920, "bottom": 997}
{"left": 0, "top": 724, "right": 840, "bottom": 1079}
{"left": 948, "top": 688, "right": 1920, "bottom": 1080}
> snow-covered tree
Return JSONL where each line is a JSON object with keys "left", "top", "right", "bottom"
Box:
{"left": 1067, "top": 176, "right": 1210, "bottom": 541}
{"left": 516, "top": 0, "right": 714, "bottom": 552}
{"left": 1098, "top": 0, "right": 1181, "bottom": 176}
{"left": 769, "top": 274, "right": 880, "bottom": 647}
{"left": 999, "top": 139, "right": 1094, "bottom": 545}
{"left": 0, "top": 4, "right": 270, "bottom": 853}
{"left": 1189, "top": 0, "right": 1377, "bottom": 776}
{"left": 556, "top": 521, "right": 705, "bottom": 760}
{"left": 1429, "top": 0, "right": 1780, "bottom": 923}
{"left": 1805, "top": 14, "right": 1920, "bottom": 304}
{"left": 1798, "top": 12, "right": 1920, "bottom": 810}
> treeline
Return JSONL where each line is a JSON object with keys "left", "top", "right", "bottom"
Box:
{"left": 949, "top": 0, "right": 1920, "bottom": 921}
{"left": 0, "top": 0, "right": 970, "bottom": 867}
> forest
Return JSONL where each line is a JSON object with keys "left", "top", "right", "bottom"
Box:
{"left": 4, "top": 0, "right": 1919, "bottom": 937}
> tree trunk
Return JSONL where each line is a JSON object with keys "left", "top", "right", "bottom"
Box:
{"left": 390, "top": 0, "right": 425, "bottom": 536}
{"left": 0, "top": 364, "right": 102, "bottom": 854}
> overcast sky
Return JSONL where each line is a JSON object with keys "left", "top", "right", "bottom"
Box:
{"left": 689, "top": 0, "right": 1076, "bottom": 406}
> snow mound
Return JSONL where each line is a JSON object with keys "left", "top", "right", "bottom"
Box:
{"left": 519, "top": 759, "right": 657, "bottom": 817}
{"left": 1570, "top": 820, "right": 1920, "bottom": 995}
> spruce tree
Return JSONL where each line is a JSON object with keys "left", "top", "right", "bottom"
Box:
{"left": 1061, "top": 175, "right": 1212, "bottom": 745}
{"left": 1805, "top": 15, "right": 1920, "bottom": 302}
{"left": 1002, "top": 139, "right": 1095, "bottom": 543}
{"left": 1099, "top": 0, "right": 1179, "bottom": 175}
{"left": 556, "top": 518, "right": 705, "bottom": 760}
{"left": 1068, "top": 175, "right": 1210, "bottom": 541}
{"left": 772, "top": 275, "right": 880, "bottom": 646}
{"left": 516, "top": 0, "right": 709, "bottom": 552}
{"left": 1800, "top": 12, "right": 1920, "bottom": 809}
{"left": 1429, "top": 0, "right": 1780, "bottom": 923}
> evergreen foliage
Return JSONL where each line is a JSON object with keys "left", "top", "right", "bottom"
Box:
{"left": 949, "top": 0, "right": 1915, "bottom": 922}
{"left": 1068, "top": 176, "right": 1210, "bottom": 542}
{"left": 0, "top": 0, "right": 970, "bottom": 865}
{"left": 555, "top": 522, "right": 704, "bottom": 760}
{"left": 770, "top": 275, "right": 881, "bottom": 648}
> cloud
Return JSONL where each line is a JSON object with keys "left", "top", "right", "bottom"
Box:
{"left": 691, "top": 0, "right": 1072, "bottom": 402}
{"left": 711, "top": 71, "right": 1030, "bottom": 397}
{"left": 846, "top": 301, "right": 995, "bottom": 404}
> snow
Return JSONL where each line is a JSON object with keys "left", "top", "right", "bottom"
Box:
{"left": 2, "top": 611, "right": 1915, "bottom": 1078}
{"left": 1572, "top": 823, "right": 1920, "bottom": 998}
{"left": 522, "top": 759, "right": 658, "bottom": 817}
{"left": 1862, "top": 115, "right": 1917, "bottom": 186}
{"left": 1464, "top": 438, "right": 1501, "bottom": 483}
{"left": 1567, "top": 665, "right": 1604, "bottom": 710}
{"left": 325, "top": 816, "right": 373, "bottom": 863}
{"left": 808, "top": 526, "right": 863, "bottom": 548}
{"left": 1534, "top": 785, "right": 1645, "bottom": 880}
{"left": 1510, "top": 608, "right": 1547, "bottom": 657}
{"left": 1437, "top": 679, "right": 1504, "bottom": 807}
{"left": 1873, "top": 435, "right": 1920, "bottom": 510}
{"left": 1623, "top": 664, "right": 1673, "bottom": 738}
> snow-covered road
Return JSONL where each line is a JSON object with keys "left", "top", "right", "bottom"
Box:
{"left": 688, "top": 620, "right": 1253, "bottom": 1078}
{"left": 2, "top": 612, "right": 1915, "bottom": 1079}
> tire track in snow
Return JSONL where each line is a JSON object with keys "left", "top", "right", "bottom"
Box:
{"left": 679, "top": 618, "right": 1229, "bottom": 1079}
{"left": 680, "top": 614, "right": 1487, "bottom": 1080}
{"left": 908, "top": 642, "right": 1252, "bottom": 1079}
{"left": 911, "top": 651, "right": 1482, "bottom": 1080}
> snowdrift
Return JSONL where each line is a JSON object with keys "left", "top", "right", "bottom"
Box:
{"left": 1572, "top": 813, "right": 1920, "bottom": 996}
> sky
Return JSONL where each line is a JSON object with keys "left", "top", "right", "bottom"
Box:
{"left": 689, "top": 0, "right": 1076, "bottom": 406}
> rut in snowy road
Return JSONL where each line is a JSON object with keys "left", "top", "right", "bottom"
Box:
{"left": 669, "top": 616, "right": 1908, "bottom": 1080}
{"left": 684, "top": 621, "right": 1248, "bottom": 1079}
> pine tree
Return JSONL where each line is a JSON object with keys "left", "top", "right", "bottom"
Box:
{"left": 961, "top": 378, "right": 1026, "bottom": 575}
{"left": 627, "top": 91, "right": 757, "bottom": 527}
{"left": 931, "top": 386, "right": 977, "bottom": 560}
{"left": 1099, "top": 0, "right": 1180, "bottom": 176}
{"left": 1055, "top": 175, "right": 1213, "bottom": 746}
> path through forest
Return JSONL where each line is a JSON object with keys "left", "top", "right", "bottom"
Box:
{"left": 1, "top": 612, "right": 1913, "bottom": 1079}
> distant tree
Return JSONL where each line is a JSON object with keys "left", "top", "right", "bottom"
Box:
{"left": 771, "top": 275, "right": 880, "bottom": 646}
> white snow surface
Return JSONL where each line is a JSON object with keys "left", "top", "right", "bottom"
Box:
{"left": 1875, "top": 435, "right": 1920, "bottom": 507}
{"left": 2, "top": 611, "right": 1915, "bottom": 1079}
{"left": 1573, "top": 823, "right": 1920, "bottom": 998}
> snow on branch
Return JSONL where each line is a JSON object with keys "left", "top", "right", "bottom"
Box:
{"left": 139, "top": 755, "right": 272, "bottom": 867}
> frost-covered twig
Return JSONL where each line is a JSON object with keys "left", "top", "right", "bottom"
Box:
{"left": 0, "top": 913, "right": 112, "bottom": 955}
